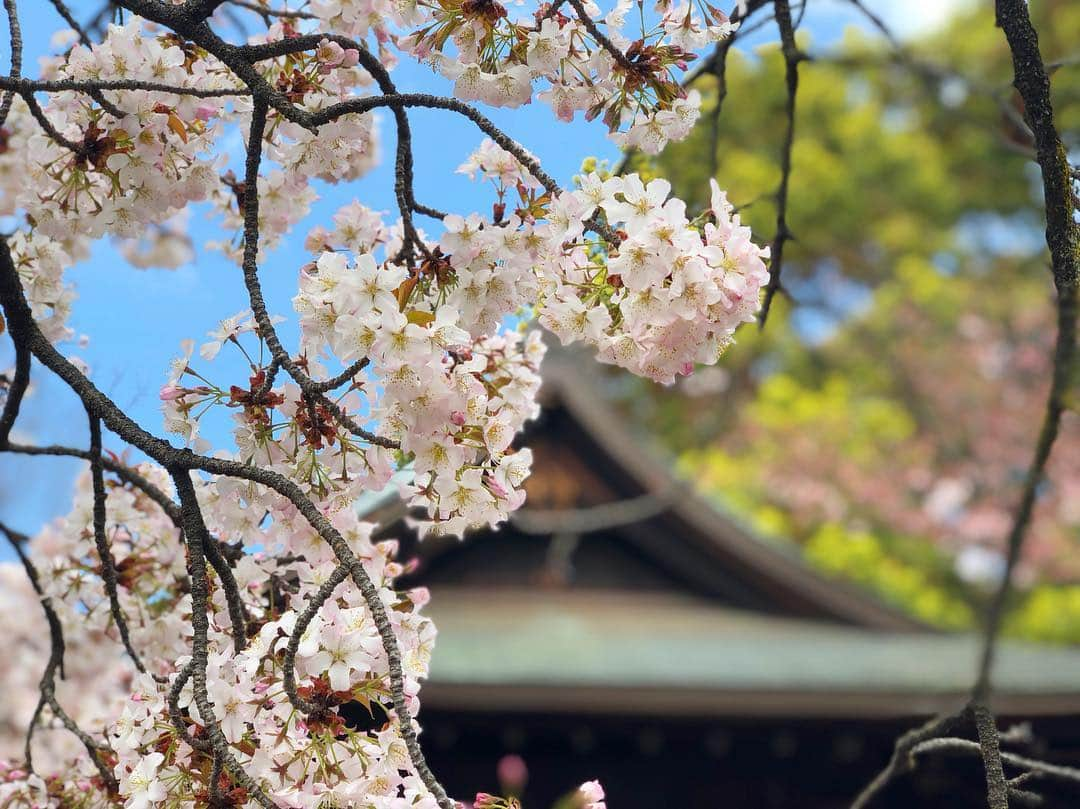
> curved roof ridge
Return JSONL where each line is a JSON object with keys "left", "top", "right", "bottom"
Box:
{"left": 538, "top": 353, "right": 929, "bottom": 632}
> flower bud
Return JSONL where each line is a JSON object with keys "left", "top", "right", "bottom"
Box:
{"left": 159, "top": 384, "right": 185, "bottom": 401}
{"left": 496, "top": 754, "right": 527, "bottom": 792}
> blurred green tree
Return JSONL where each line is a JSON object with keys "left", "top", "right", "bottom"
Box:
{"left": 609, "top": 0, "right": 1080, "bottom": 637}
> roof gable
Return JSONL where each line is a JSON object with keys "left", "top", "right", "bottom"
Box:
{"left": 373, "top": 353, "right": 925, "bottom": 632}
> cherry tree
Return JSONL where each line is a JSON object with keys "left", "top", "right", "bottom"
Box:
{"left": 0, "top": 0, "right": 766, "bottom": 806}
{"left": 0, "top": 1, "right": 1074, "bottom": 808}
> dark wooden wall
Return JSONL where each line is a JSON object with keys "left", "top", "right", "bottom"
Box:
{"left": 416, "top": 710, "right": 1080, "bottom": 809}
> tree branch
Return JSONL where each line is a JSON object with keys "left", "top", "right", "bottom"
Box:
{"left": 0, "top": 0, "right": 23, "bottom": 128}
{"left": 975, "top": 0, "right": 1080, "bottom": 700}
{"left": 87, "top": 409, "right": 156, "bottom": 678}
{"left": 758, "top": 0, "right": 802, "bottom": 328}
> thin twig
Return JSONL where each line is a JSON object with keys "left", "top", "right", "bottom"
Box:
{"left": 0, "top": 0, "right": 23, "bottom": 127}
{"left": 0, "top": 75, "right": 247, "bottom": 97}
{"left": 850, "top": 707, "right": 968, "bottom": 809}
{"left": 975, "top": 0, "right": 1080, "bottom": 699}
{"left": 281, "top": 564, "right": 350, "bottom": 715}
{"left": 0, "top": 237, "right": 454, "bottom": 809}
{"left": 758, "top": 0, "right": 802, "bottom": 328}
{"left": 228, "top": 0, "right": 316, "bottom": 19}
{"left": 87, "top": 409, "right": 155, "bottom": 677}
{"left": 1, "top": 518, "right": 119, "bottom": 791}
{"left": 172, "top": 471, "right": 277, "bottom": 809}
{"left": 914, "top": 737, "right": 1080, "bottom": 787}
{"left": 46, "top": 0, "right": 92, "bottom": 46}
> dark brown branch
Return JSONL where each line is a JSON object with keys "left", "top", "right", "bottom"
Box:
{"left": 19, "top": 89, "right": 86, "bottom": 156}
{"left": 0, "top": 518, "right": 38, "bottom": 590}
{"left": 87, "top": 409, "right": 155, "bottom": 677}
{"left": 0, "top": 0, "right": 23, "bottom": 127}
{"left": 4, "top": 456, "right": 250, "bottom": 654}
{"left": 172, "top": 470, "right": 276, "bottom": 809}
{"left": 2, "top": 519, "right": 119, "bottom": 791}
{"left": 913, "top": 736, "right": 1080, "bottom": 788}
{"left": 47, "top": 0, "right": 93, "bottom": 46}
{"left": 2, "top": 440, "right": 241, "bottom": 556}
{"left": 110, "top": 3, "right": 602, "bottom": 249}
{"left": 854, "top": 5, "right": 1079, "bottom": 808}
{"left": 307, "top": 356, "right": 369, "bottom": 394}
{"left": 187, "top": 0, "right": 230, "bottom": 19}
{"left": 975, "top": 0, "right": 1080, "bottom": 699}
{"left": 565, "top": 0, "right": 636, "bottom": 74}
{"left": 227, "top": 27, "right": 564, "bottom": 205}
{"left": 0, "top": 75, "right": 246, "bottom": 97}
{"left": 850, "top": 707, "right": 968, "bottom": 809}
{"left": 17, "top": 442, "right": 183, "bottom": 518}
{"left": 0, "top": 298, "right": 30, "bottom": 447}
{"left": 758, "top": 0, "right": 802, "bottom": 328}
{"left": 237, "top": 100, "right": 396, "bottom": 448}
{"left": 305, "top": 91, "right": 565, "bottom": 194}
{"left": 227, "top": 0, "right": 316, "bottom": 19}
{"left": 972, "top": 701, "right": 1010, "bottom": 809}
{"left": 281, "top": 563, "right": 350, "bottom": 715}
{"left": 0, "top": 239, "right": 453, "bottom": 808}
{"left": 166, "top": 661, "right": 212, "bottom": 752}
{"left": 411, "top": 201, "right": 449, "bottom": 220}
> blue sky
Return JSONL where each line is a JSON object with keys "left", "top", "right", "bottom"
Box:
{"left": 0, "top": 0, "right": 968, "bottom": 552}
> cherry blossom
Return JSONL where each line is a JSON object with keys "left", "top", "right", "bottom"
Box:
{"left": 0, "top": 1, "right": 766, "bottom": 807}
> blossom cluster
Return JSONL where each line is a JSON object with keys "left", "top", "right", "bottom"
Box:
{"left": 1, "top": 17, "right": 381, "bottom": 335}
{"left": 293, "top": 206, "right": 546, "bottom": 535}
{"left": 425, "top": 140, "right": 770, "bottom": 384}
{"left": 0, "top": 1, "right": 770, "bottom": 807}
{"left": 7, "top": 228, "right": 88, "bottom": 343}
{"left": 208, "top": 21, "right": 380, "bottom": 263}
{"left": 21, "top": 21, "right": 232, "bottom": 243}
{"left": 0, "top": 464, "right": 440, "bottom": 809}
{"left": 536, "top": 173, "right": 769, "bottom": 383}
{"left": 396, "top": 0, "right": 735, "bottom": 152}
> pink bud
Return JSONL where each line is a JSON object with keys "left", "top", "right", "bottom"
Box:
{"left": 485, "top": 474, "right": 509, "bottom": 499}
{"left": 342, "top": 49, "right": 360, "bottom": 68}
{"left": 159, "top": 384, "right": 186, "bottom": 401}
{"left": 194, "top": 104, "right": 216, "bottom": 122}
{"left": 450, "top": 411, "right": 466, "bottom": 427}
{"left": 410, "top": 585, "right": 430, "bottom": 606}
{"left": 497, "top": 754, "right": 528, "bottom": 792}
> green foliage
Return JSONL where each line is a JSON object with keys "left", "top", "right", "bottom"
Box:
{"left": 804, "top": 524, "right": 974, "bottom": 630}
{"left": 1009, "top": 588, "right": 1080, "bottom": 644}
{"left": 618, "top": 1, "right": 1080, "bottom": 640}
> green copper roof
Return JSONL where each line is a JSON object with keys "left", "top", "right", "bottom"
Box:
{"left": 421, "top": 589, "right": 1080, "bottom": 717}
